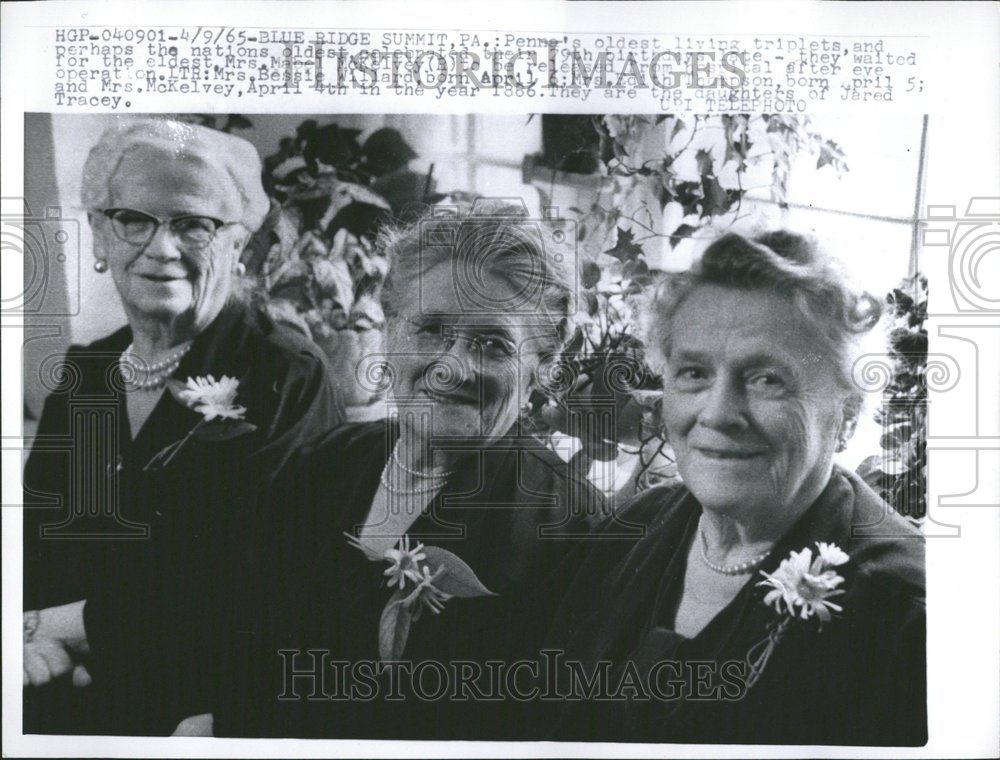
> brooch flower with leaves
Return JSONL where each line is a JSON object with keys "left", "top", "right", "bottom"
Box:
{"left": 143, "top": 375, "right": 257, "bottom": 470}
{"left": 345, "top": 533, "right": 495, "bottom": 660}
{"left": 745, "top": 542, "right": 850, "bottom": 688}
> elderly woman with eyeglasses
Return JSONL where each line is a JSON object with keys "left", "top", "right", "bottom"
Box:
{"left": 22, "top": 118, "right": 342, "bottom": 735}
{"left": 182, "top": 203, "right": 608, "bottom": 739}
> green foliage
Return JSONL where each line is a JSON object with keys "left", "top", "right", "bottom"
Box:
{"left": 858, "top": 274, "right": 928, "bottom": 522}
{"left": 530, "top": 114, "right": 849, "bottom": 498}
{"left": 242, "top": 120, "right": 430, "bottom": 410}
{"left": 243, "top": 122, "right": 432, "bottom": 331}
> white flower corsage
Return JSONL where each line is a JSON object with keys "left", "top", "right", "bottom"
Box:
{"left": 144, "top": 375, "right": 257, "bottom": 470}
{"left": 745, "top": 542, "right": 850, "bottom": 688}
{"left": 346, "top": 533, "right": 495, "bottom": 660}
{"left": 176, "top": 375, "right": 247, "bottom": 421}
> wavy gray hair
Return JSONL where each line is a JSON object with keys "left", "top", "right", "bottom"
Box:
{"left": 378, "top": 201, "right": 577, "bottom": 356}
{"left": 80, "top": 118, "right": 269, "bottom": 232}
{"left": 645, "top": 230, "right": 883, "bottom": 403}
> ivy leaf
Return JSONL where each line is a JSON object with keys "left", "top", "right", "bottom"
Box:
{"left": 723, "top": 120, "right": 751, "bottom": 170}
{"left": 695, "top": 148, "right": 715, "bottom": 177}
{"left": 670, "top": 117, "right": 685, "bottom": 142}
{"left": 605, "top": 227, "right": 644, "bottom": 264}
{"left": 856, "top": 455, "right": 882, "bottom": 480}
{"left": 623, "top": 258, "right": 650, "bottom": 283}
{"left": 623, "top": 279, "right": 645, "bottom": 296}
{"left": 360, "top": 128, "right": 418, "bottom": 177}
{"left": 324, "top": 203, "right": 391, "bottom": 242}
{"left": 880, "top": 456, "right": 912, "bottom": 476}
{"left": 889, "top": 288, "right": 913, "bottom": 311}
{"left": 672, "top": 181, "right": 704, "bottom": 218}
{"left": 564, "top": 325, "right": 586, "bottom": 354}
{"left": 582, "top": 289, "right": 600, "bottom": 317}
{"left": 303, "top": 123, "right": 362, "bottom": 170}
{"left": 581, "top": 261, "right": 602, "bottom": 289}
{"left": 420, "top": 546, "right": 495, "bottom": 598}
{"left": 883, "top": 432, "right": 913, "bottom": 452}
{"left": 221, "top": 114, "right": 253, "bottom": 133}
{"left": 311, "top": 258, "right": 355, "bottom": 312}
{"left": 264, "top": 298, "right": 312, "bottom": 339}
{"left": 817, "top": 139, "right": 848, "bottom": 171}
{"left": 765, "top": 115, "right": 794, "bottom": 134}
{"left": 378, "top": 590, "right": 413, "bottom": 661}
{"left": 669, "top": 223, "right": 697, "bottom": 245}
{"left": 701, "top": 175, "right": 731, "bottom": 216}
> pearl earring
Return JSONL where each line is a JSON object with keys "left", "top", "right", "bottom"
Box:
{"left": 93, "top": 259, "right": 108, "bottom": 273}
{"left": 232, "top": 261, "right": 246, "bottom": 276}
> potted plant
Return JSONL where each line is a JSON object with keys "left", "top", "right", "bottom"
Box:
{"left": 243, "top": 120, "right": 435, "bottom": 417}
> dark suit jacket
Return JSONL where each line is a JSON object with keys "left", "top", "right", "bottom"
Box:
{"left": 24, "top": 301, "right": 343, "bottom": 735}
{"left": 215, "top": 419, "right": 607, "bottom": 739}
{"left": 549, "top": 466, "right": 926, "bottom": 746}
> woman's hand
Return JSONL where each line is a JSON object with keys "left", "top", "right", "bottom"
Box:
{"left": 172, "top": 713, "right": 214, "bottom": 736}
{"left": 23, "top": 601, "right": 91, "bottom": 687}
{"left": 23, "top": 639, "right": 91, "bottom": 687}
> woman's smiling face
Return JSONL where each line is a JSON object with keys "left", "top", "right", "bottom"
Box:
{"left": 384, "top": 261, "right": 546, "bottom": 443}
{"left": 660, "top": 284, "right": 851, "bottom": 519}
{"left": 93, "top": 148, "right": 246, "bottom": 334}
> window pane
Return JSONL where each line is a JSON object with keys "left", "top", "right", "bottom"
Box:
{"left": 414, "top": 158, "right": 472, "bottom": 198}
{"left": 470, "top": 165, "right": 539, "bottom": 215}
{"left": 472, "top": 115, "right": 541, "bottom": 162}
{"left": 784, "top": 114, "right": 924, "bottom": 219}
{"left": 781, "top": 206, "right": 914, "bottom": 296}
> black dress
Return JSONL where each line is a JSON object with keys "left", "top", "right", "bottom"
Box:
{"left": 547, "top": 466, "right": 927, "bottom": 746}
{"left": 212, "top": 419, "right": 610, "bottom": 739}
{"left": 23, "top": 301, "right": 344, "bottom": 735}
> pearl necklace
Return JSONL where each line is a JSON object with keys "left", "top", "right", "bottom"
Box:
{"left": 391, "top": 446, "right": 452, "bottom": 480}
{"left": 698, "top": 528, "right": 772, "bottom": 576}
{"left": 120, "top": 342, "right": 191, "bottom": 391}
{"left": 379, "top": 469, "right": 445, "bottom": 495}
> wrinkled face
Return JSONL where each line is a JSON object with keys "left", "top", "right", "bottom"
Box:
{"left": 91, "top": 148, "right": 247, "bottom": 335}
{"left": 385, "top": 261, "right": 548, "bottom": 444}
{"left": 661, "top": 285, "right": 850, "bottom": 519}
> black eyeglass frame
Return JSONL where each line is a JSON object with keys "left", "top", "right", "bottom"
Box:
{"left": 100, "top": 208, "right": 241, "bottom": 250}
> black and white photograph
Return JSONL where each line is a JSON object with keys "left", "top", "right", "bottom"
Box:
{"left": 3, "top": 2, "right": 998, "bottom": 758}
{"left": 20, "top": 110, "right": 929, "bottom": 743}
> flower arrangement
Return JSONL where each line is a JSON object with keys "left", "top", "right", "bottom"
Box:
{"left": 345, "top": 533, "right": 494, "bottom": 661}
{"left": 144, "top": 375, "right": 257, "bottom": 470}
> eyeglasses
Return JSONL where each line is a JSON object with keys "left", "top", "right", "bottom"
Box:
{"left": 407, "top": 317, "right": 517, "bottom": 362}
{"left": 101, "top": 208, "right": 239, "bottom": 251}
